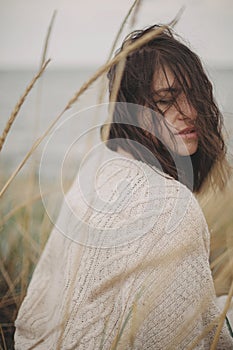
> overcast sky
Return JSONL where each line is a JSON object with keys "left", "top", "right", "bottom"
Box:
{"left": 1, "top": 0, "right": 233, "bottom": 69}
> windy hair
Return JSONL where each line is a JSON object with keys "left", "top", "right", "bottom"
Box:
{"left": 104, "top": 24, "right": 231, "bottom": 193}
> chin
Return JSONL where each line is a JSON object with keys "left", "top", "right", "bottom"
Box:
{"left": 183, "top": 150, "right": 197, "bottom": 156}
{"left": 178, "top": 150, "right": 197, "bottom": 156}
{"left": 176, "top": 141, "right": 198, "bottom": 156}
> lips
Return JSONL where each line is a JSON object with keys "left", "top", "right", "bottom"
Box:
{"left": 176, "top": 127, "right": 196, "bottom": 135}
{"left": 175, "top": 126, "right": 198, "bottom": 140}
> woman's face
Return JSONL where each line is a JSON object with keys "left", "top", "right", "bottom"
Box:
{"left": 152, "top": 67, "right": 198, "bottom": 156}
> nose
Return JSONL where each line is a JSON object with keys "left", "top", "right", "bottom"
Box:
{"left": 177, "top": 95, "right": 196, "bottom": 122}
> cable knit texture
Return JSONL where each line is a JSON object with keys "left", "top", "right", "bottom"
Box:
{"left": 15, "top": 147, "right": 233, "bottom": 349}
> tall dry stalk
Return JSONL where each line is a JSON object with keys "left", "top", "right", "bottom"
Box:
{"left": 21, "top": 10, "right": 57, "bottom": 301}
{"left": 0, "top": 326, "right": 7, "bottom": 350}
{"left": 33, "top": 9, "right": 57, "bottom": 136}
{"left": 0, "top": 259, "right": 18, "bottom": 307}
{"left": 39, "top": 10, "right": 57, "bottom": 69}
{"left": 108, "top": 0, "right": 141, "bottom": 63}
{"left": 129, "top": 0, "right": 142, "bottom": 28}
{"left": 97, "top": 0, "right": 141, "bottom": 104}
{"left": 101, "top": 57, "right": 126, "bottom": 142}
{"left": 87, "top": 0, "right": 142, "bottom": 155}
{"left": 0, "top": 59, "right": 50, "bottom": 153}
{"left": 210, "top": 282, "right": 233, "bottom": 349}
{"left": 0, "top": 185, "right": 60, "bottom": 230}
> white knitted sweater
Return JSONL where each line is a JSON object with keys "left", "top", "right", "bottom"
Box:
{"left": 15, "top": 147, "right": 233, "bottom": 349}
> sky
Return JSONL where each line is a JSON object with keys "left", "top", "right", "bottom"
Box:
{"left": 0, "top": 0, "right": 233, "bottom": 69}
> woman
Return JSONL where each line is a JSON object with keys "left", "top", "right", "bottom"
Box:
{"left": 15, "top": 25, "right": 233, "bottom": 349}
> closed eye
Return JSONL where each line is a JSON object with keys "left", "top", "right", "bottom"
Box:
{"left": 158, "top": 99, "right": 174, "bottom": 105}
{"left": 155, "top": 98, "right": 176, "bottom": 110}
{"left": 153, "top": 94, "right": 177, "bottom": 106}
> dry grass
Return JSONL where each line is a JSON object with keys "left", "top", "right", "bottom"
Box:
{"left": 0, "top": 177, "right": 50, "bottom": 348}
{"left": 199, "top": 179, "right": 233, "bottom": 296}
{"left": 129, "top": 0, "right": 142, "bottom": 28}
{"left": 0, "top": 3, "right": 232, "bottom": 350}
{"left": 39, "top": 10, "right": 57, "bottom": 69}
{"left": 210, "top": 281, "right": 233, "bottom": 349}
{"left": 97, "top": 0, "right": 141, "bottom": 105}
{"left": 0, "top": 59, "right": 50, "bottom": 153}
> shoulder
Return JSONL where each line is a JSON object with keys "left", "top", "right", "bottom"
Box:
{"left": 69, "top": 151, "right": 206, "bottom": 226}
{"left": 63, "top": 151, "right": 210, "bottom": 249}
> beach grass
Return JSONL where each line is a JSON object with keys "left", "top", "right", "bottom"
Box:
{"left": 0, "top": 3, "right": 233, "bottom": 349}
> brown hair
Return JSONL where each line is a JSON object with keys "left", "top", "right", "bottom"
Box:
{"left": 104, "top": 24, "right": 231, "bottom": 193}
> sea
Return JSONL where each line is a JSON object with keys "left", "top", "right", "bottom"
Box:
{"left": 0, "top": 67, "right": 233, "bottom": 183}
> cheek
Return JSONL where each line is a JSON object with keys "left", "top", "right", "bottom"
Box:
{"left": 159, "top": 124, "right": 174, "bottom": 147}
{"left": 163, "top": 107, "right": 177, "bottom": 124}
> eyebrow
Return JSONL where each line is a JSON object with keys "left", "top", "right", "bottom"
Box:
{"left": 153, "top": 87, "right": 180, "bottom": 95}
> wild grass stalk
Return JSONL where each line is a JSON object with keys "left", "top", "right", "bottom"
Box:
{"left": 97, "top": 0, "right": 141, "bottom": 104}
{"left": 0, "top": 259, "right": 18, "bottom": 307}
{"left": 21, "top": 9, "right": 57, "bottom": 302}
{"left": 39, "top": 10, "right": 57, "bottom": 69}
{"left": 129, "top": 0, "right": 142, "bottom": 28}
{"left": 33, "top": 9, "right": 57, "bottom": 143}
{"left": 101, "top": 57, "right": 126, "bottom": 141}
{"left": 0, "top": 179, "right": 53, "bottom": 348}
{"left": 0, "top": 59, "right": 50, "bottom": 153}
{"left": 188, "top": 316, "right": 220, "bottom": 350}
{"left": 0, "top": 189, "right": 53, "bottom": 227}
{"left": 0, "top": 325, "right": 7, "bottom": 350}
{"left": 210, "top": 281, "right": 233, "bottom": 349}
